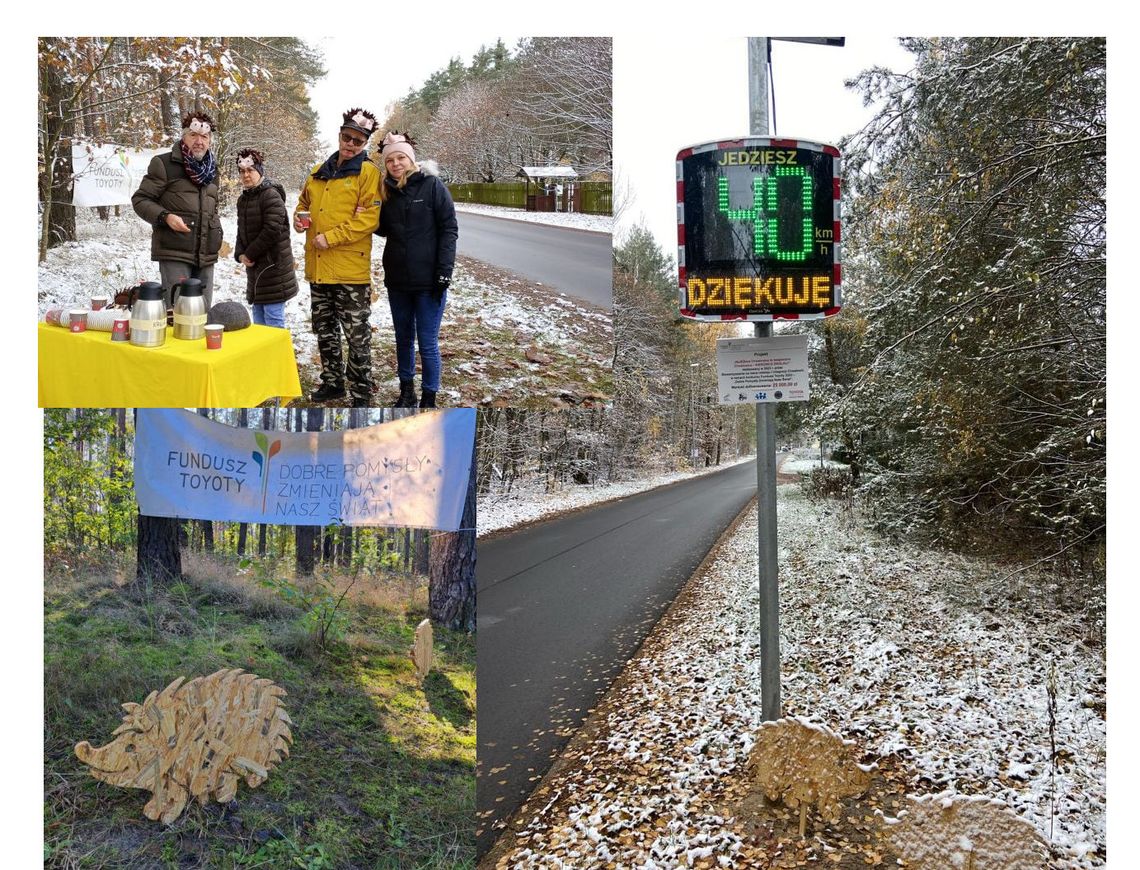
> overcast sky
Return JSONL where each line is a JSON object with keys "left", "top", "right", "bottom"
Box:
{"left": 307, "top": 36, "right": 524, "bottom": 152}
{"left": 614, "top": 35, "right": 916, "bottom": 255}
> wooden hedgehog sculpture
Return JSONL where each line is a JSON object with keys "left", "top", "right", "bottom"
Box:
{"left": 75, "top": 669, "right": 292, "bottom": 824}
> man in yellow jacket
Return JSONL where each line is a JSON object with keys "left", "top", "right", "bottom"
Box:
{"left": 294, "top": 107, "right": 382, "bottom": 406}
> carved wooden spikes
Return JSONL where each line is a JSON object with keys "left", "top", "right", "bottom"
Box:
{"left": 412, "top": 619, "right": 434, "bottom": 683}
{"left": 746, "top": 717, "right": 874, "bottom": 836}
{"left": 885, "top": 793, "right": 1048, "bottom": 869}
{"left": 75, "top": 668, "right": 292, "bottom": 824}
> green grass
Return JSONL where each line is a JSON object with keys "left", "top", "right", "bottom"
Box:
{"left": 45, "top": 553, "right": 475, "bottom": 869}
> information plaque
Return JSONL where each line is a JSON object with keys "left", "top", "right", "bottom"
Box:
{"left": 716, "top": 335, "right": 810, "bottom": 405}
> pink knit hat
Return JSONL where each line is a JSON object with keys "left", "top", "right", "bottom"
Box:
{"left": 381, "top": 131, "right": 416, "bottom": 164}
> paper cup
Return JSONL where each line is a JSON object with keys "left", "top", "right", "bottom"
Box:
{"left": 297, "top": 210, "right": 312, "bottom": 230}
{"left": 91, "top": 295, "right": 109, "bottom": 311}
{"left": 111, "top": 316, "right": 130, "bottom": 341}
{"left": 69, "top": 310, "right": 88, "bottom": 333}
{"left": 205, "top": 323, "right": 224, "bottom": 350}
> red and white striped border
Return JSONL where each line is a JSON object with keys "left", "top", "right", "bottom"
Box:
{"left": 676, "top": 137, "right": 842, "bottom": 322}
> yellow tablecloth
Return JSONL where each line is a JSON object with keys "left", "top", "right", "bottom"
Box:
{"left": 38, "top": 322, "right": 302, "bottom": 407}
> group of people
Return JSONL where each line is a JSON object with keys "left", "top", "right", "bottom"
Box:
{"left": 130, "top": 108, "right": 458, "bottom": 408}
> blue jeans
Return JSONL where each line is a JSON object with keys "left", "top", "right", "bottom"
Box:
{"left": 387, "top": 288, "right": 446, "bottom": 392}
{"left": 252, "top": 302, "right": 286, "bottom": 328}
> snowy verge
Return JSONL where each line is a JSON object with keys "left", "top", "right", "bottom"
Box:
{"left": 453, "top": 202, "right": 612, "bottom": 234}
{"left": 487, "top": 488, "right": 1105, "bottom": 869}
{"left": 782, "top": 457, "right": 848, "bottom": 473}
{"left": 477, "top": 455, "right": 755, "bottom": 537}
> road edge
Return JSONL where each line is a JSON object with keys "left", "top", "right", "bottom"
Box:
{"left": 477, "top": 491, "right": 759, "bottom": 867}
{"left": 478, "top": 459, "right": 756, "bottom": 546}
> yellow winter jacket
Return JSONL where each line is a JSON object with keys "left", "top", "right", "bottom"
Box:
{"left": 295, "top": 153, "right": 381, "bottom": 285}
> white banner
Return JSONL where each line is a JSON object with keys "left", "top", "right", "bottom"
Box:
{"left": 71, "top": 143, "right": 164, "bottom": 207}
{"left": 134, "top": 409, "right": 476, "bottom": 530}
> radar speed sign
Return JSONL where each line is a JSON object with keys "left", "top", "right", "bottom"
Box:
{"left": 677, "top": 137, "right": 842, "bottom": 321}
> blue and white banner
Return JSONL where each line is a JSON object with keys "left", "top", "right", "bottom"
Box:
{"left": 134, "top": 409, "right": 476, "bottom": 530}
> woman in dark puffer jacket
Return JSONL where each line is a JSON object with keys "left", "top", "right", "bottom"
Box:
{"left": 234, "top": 148, "right": 298, "bottom": 328}
{"left": 376, "top": 131, "right": 458, "bottom": 408}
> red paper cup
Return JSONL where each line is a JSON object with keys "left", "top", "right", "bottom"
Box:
{"left": 91, "top": 296, "right": 109, "bottom": 311}
{"left": 297, "top": 211, "right": 312, "bottom": 230}
{"left": 205, "top": 323, "right": 224, "bottom": 350}
{"left": 111, "top": 316, "right": 130, "bottom": 341}
{"left": 69, "top": 310, "right": 88, "bottom": 333}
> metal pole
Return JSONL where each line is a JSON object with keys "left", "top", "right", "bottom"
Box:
{"left": 748, "top": 38, "right": 770, "bottom": 142}
{"left": 749, "top": 37, "right": 781, "bottom": 722}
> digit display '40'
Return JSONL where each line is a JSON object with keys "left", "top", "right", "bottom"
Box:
{"left": 677, "top": 137, "right": 842, "bottom": 321}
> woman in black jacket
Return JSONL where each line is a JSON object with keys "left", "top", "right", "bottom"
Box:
{"left": 234, "top": 148, "right": 298, "bottom": 328}
{"left": 376, "top": 132, "right": 458, "bottom": 408}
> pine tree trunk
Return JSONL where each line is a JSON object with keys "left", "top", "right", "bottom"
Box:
{"left": 428, "top": 441, "right": 477, "bottom": 632}
{"left": 235, "top": 408, "right": 249, "bottom": 555}
{"left": 39, "top": 40, "right": 77, "bottom": 258}
{"left": 414, "top": 528, "right": 429, "bottom": 575}
{"left": 136, "top": 514, "right": 181, "bottom": 583}
{"left": 294, "top": 408, "right": 323, "bottom": 576}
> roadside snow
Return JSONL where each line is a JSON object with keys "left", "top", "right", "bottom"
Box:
{"left": 782, "top": 457, "right": 848, "bottom": 473}
{"left": 478, "top": 456, "right": 755, "bottom": 537}
{"left": 453, "top": 202, "right": 612, "bottom": 234}
{"left": 489, "top": 487, "right": 1105, "bottom": 869}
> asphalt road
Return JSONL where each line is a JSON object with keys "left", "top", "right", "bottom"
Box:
{"left": 455, "top": 212, "right": 612, "bottom": 309}
{"left": 476, "top": 462, "right": 758, "bottom": 854}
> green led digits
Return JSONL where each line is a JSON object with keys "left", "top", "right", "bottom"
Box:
{"left": 716, "top": 175, "right": 767, "bottom": 255}
{"left": 774, "top": 166, "right": 813, "bottom": 261}
{"left": 717, "top": 166, "right": 814, "bottom": 260}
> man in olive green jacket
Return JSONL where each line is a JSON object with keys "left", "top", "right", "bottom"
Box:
{"left": 132, "top": 111, "right": 223, "bottom": 308}
{"left": 294, "top": 107, "right": 381, "bottom": 406}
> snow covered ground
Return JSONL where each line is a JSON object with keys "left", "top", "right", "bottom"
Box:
{"left": 453, "top": 202, "right": 612, "bottom": 234}
{"left": 478, "top": 456, "right": 755, "bottom": 536}
{"left": 781, "top": 456, "right": 847, "bottom": 474}
{"left": 37, "top": 192, "right": 612, "bottom": 406}
{"left": 485, "top": 485, "right": 1105, "bottom": 868}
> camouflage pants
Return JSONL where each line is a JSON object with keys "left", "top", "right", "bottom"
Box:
{"left": 310, "top": 283, "right": 373, "bottom": 400}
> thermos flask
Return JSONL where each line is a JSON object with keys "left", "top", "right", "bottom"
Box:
{"left": 129, "top": 282, "right": 168, "bottom": 348}
{"left": 172, "top": 278, "right": 207, "bottom": 340}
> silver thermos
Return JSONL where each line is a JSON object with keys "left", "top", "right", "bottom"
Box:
{"left": 172, "top": 278, "right": 207, "bottom": 340}
{"left": 129, "top": 282, "right": 168, "bottom": 348}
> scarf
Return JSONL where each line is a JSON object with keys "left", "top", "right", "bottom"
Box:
{"left": 181, "top": 142, "right": 217, "bottom": 187}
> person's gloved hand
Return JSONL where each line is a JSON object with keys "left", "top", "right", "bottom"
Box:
{"left": 433, "top": 274, "right": 451, "bottom": 301}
